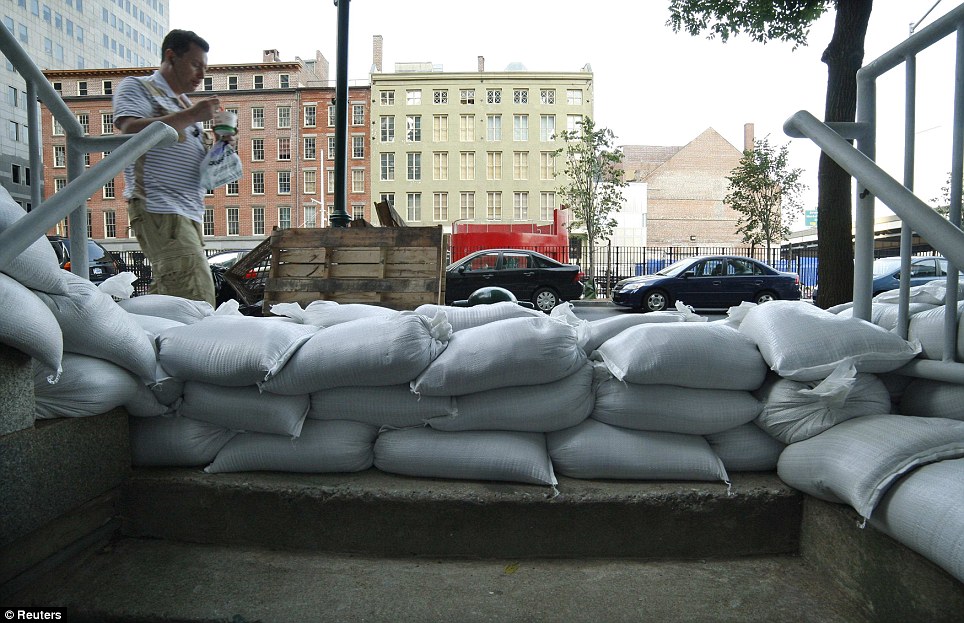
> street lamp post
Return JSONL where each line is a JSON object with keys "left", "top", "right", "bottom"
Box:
{"left": 330, "top": 0, "right": 352, "bottom": 228}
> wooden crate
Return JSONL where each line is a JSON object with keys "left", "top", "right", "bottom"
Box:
{"left": 263, "top": 226, "right": 444, "bottom": 311}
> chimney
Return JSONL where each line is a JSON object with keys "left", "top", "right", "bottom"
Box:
{"left": 744, "top": 123, "right": 755, "bottom": 152}
{"left": 372, "top": 35, "right": 383, "bottom": 72}
{"left": 316, "top": 51, "right": 330, "bottom": 83}
{"left": 478, "top": 55, "right": 485, "bottom": 72}
{"left": 263, "top": 49, "right": 280, "bottom": 63}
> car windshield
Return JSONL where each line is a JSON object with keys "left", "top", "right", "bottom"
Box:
{"left": 872, "top": 258, "right": 902, "bottom": 277}
{"left": 654, "top": 258, "right": 698, "bottom": 277}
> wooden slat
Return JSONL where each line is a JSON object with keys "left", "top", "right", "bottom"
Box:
{"left": 276, "top": 248, "right": 328, "bottom": 264}
{"left": 270, "top": 226, "right": 441, "bottom": 249}
{"left": 267, "top": 277, "right": 439, "bottom": 294}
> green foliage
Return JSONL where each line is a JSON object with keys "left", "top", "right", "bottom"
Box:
{"left": 725, "top": 137, "right": 807, "bottom": 263}
{"left": 666, "top": 0, "right": 831, "bottom": 48}
{"left": 931, "top": 171, "right": 962, "bottom": 219}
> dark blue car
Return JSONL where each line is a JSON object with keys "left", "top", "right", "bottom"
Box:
{"left": 612, "top": 255, "right": 801, "bottom": 312}
{"left": 811, "top": 255, "right": 947, "bottom": 305}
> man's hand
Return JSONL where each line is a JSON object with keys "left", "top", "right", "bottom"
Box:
{"left": 188, "top": 96, "right": 220, "bottom": 123}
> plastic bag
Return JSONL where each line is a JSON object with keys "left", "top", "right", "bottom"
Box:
{"left": 199, "top": 141, "right": 242, "bottom": 189}
{"left": 97, "top": 271, "right": 138, "bottom": 299}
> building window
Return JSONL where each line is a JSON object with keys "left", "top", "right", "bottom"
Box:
{"left": 460, "top": 192, "right": 475, "bottom": 220}
{"left": 541, "top": 89, "right": 555, "bottom": 105}
{"left": 304, "top": 170, "right": 317, "bottom": 194}
{"left": 352, "top": 104, "right": 364, "bottom": 125}
{"left": 278, "top": 171, "right": 291, "bottom": 194}
{"left": 303, "top": 205, "right": 317, "bottom": 228}
{"left": 78, "top": 81, "right": 88, "bottom": 96}
{"left": 567, "top": 89, "right": 583, "bottom": 105}
{"left": 227, "top": 207, "right": 239, "bottom": 235}
{"left": 251, "top": 107, "right": 264, "bottom": 129}
{"left": 279, "top": 74, "right": 290, "bottom": 89}
{"left": 205, "top": 187, "right": 215, "bottom": 196}
{"left": 101, "top": 113, "right": 113, "bottom": 134}
{"left": 10, "top": 164, "right": 21, "bottom": 185}
{"left": 227, "top": 76, "right": 238, "bottom": 90}
{"left": 303, "top": 105, "right": 316, "bottom": 127}
{"left": 53, "top": 145, "right": 66, "bottom": 168}
{"left": 327, "top": 104, "right": 336, "bottom": 127}
{"left": 84, "top": 153, "right": 90, "bottom": 167}
{"left": 352, "top": 135, "right": 364, "bottom": 159}
{"left": 433, "top": 115, "right": 448, "bottom": 142}
{"left": 278, "top": 206, "right": 291, "bottom": 229}
{"left": 406, "top": 115, "right": 421, "bottom": 142}
{"left": 326, "top": 169, "right": 335, "bottom": 193}
{"left": 251, "top": 138, "right": 264, "bottom": 161}
{"left": 459, "top": 152, "right": 475, "bottom": 181}
{"left": 77, "top": 113, "right": 89, "bottom": 134}
{"left": 203, "top": 208, "right": 215, "bottom": 236}
{"left": 52, "top": 117, "right": 64, "bottom": 136}
{"left": 567, "top": 114, "right": 582, "bottom": 134}
{"left": 433, "top": 90, "right": 447, "bottom": 105}
{"left": 459, "top": 114, "right": 475, "bottom": 142}
{"left": 460, "top": 89, "right": 475, "bottom": 105}
{"left": 514, "top": 89, "right": 528, "bottom": 104}
{"left": 253, "top": 75, "right": 264, "bottom": 90}
{"left": 253, "top": 206, "right": 265, "bottom": 235}
{"left": 252, "top": 171, "right": 265, "bottom": 194}
{"left": 104, "top": 210, "right": 116, "bottom": 237}
{"left": 203, "top": 77, "right": 212, "bottom": 91}
{"left": 103, "top": 179, "right": 115, "bottom": 199}
{"left": 513, "top": 151, "right": 528, "bottom": 180}
{"left": 380, "top": 90, "right": 395, "bottom": 105}
{"left": 380, "top": 153, "right": 395, "bottom": 181}
{"left": 303, "top": 137, "right": 316, "bottom": 159}
{"left": 407, "top": 152, "right": 421, "bottom": 181}
{"left": 54, "top": 178, "right": 67, "bottom": 193}
{"left": 102, "top": 80, "right": 112, "bottom": 95}
{"left": 352, "top": 205, "right": 365, "bottom": 221}
{"left": 278, "top": 106, "right": 291, "bottom": 129}
{"left": 277, "top": 137, "right": 291, "bottom": 161}
{"left": 540, "top": 115, "right": 556, "bottom": 142}
{"left": 226, "top": 180, "right": 239, "bottom": 195}
{"left": 433, "top": 152, "right": 448, "bottom": 180}
{"left": 327, "top": 136, "right": 336, "bottom": 159}
{"left": 486, "top": 151, "right": 502, "bottom": 180}
{"left": 540, "top": 192, "right": 556, "bottom": 220}
{"left": 486, "top": 115, "right": 501, "bottom": 141}
{"left": 433, "top": 192, "right": 448, "bottom": 221}
{"left": 406, "top": 193, "right": 421, "bottom": 222}
{"left": 380, "top": 116, "right": 395, "bottom": 142}
{"left": 486, "top": 192, "right": 502, "bottom": 221}
{"left": 540, "top": 152, "right": 556, "bottom": 180}
{"left": 486, "top": 89, "right": 501, "bottom": 104}
{"left": 513, "top": 192, "right": 528, "bottom": 220}
{"left": 513, "top": 114, "right": 528, "bottom": 141}
{"left": 406, "top": 89, "right": 421, "bottom": 105}
{"left": 351, "top": 169, "right": 364, "bottom": 193}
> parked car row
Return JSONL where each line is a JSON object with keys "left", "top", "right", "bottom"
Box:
{"left": 47, "top": 235, "right": 126, "bottom": 284}
{"left": 811, "top": 255, "right": 948, "bottom": 306}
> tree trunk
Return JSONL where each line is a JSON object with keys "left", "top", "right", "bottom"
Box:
{"left": 816, "top": 0, "right": 873, "bottom": 308}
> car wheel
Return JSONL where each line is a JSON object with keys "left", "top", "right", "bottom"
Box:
{"left": 643, "top": 289, "right": 671, "bottom": 312}
{"left": 532, "top": 287, "right": 560, "bottom": 312}
{"left": 755, "top": 290, "right": 778, "bottom": 304}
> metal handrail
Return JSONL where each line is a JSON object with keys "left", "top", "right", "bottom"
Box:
{"left": 0, "top": 26, "right": 177, "bottom": 276}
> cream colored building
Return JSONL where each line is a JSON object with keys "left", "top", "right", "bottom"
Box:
{"left": 369, "top": 55, "right": 593, "bottom": 231}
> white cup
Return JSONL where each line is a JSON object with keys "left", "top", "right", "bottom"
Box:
{"left": 213, "top": 110, "right": 237, "bottom": 136}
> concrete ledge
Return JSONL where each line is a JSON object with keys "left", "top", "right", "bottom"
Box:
{"left": 0, "top": 344, "right": 34, "bottom": 436}
{"left": 122, "top": 469, "right": 801, "bottom": 560}
{"left": 801, "top": 497, "right": 964, "bottom": 623}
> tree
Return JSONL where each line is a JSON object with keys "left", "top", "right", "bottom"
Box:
{"left": 668, "top": 0, "right": 874, "bottom": 308}
{"left": 554, "top": 117, "right": 627, "bottom": 293}
{"left": 931, "top": 171, "right": 962, "bottom": 219}
{"left": 725, "top": 137, "right": 807, "bottom": 265}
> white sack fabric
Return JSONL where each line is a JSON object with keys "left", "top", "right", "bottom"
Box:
{"left": 427, "top": 361, "right": 598, "bottom": 433}
{"left": 374, "top": 427, "right": 557, "bottom": 486}
{"left": 874, "top": 280, "right": 964, "bottom": 306}
{"left": 777, "top": 414, "right": 964, "bottom": 519}
{"left": 157, "top": 316, "right": 318, "bottom": 387}
{"left": 547, "top": 419, "right": 729, "bottom": 483}
{"left": 869, "top": 457, "right": 964, "bottom": 583}
{"left": 117, "top": 294, "right": 214, "bottom": 324}
{"left": 205, "top": 420, "right": 377, "bottom": 474}
{"left": 271, "top": 300, "right": 400, "bottom": 327}
{"left": 906, "top": 301, "right": 964, "bottom": 361}
{"left": 414, "top": 302, "right": 543, "bottom": 332}
{"left": 581, "top": 311, "right": 686, "bottom": 355}
{"left": 837, "top": 302, "right": 938, "bottom": 332}
{"left": 309, "top": 385, "right": 455, "bottom": 428}
{"left": 130, "top": 415, "right": 237, "bottom": 467}
{"left": 595, "top": 322, "right": 767, "bottom": 390}
{"left": 591, "top": 378, "right": 762, "bottom": 435}
{"left": 411, "top": 316, "right": 585, "bottom": 396}
{"left": 753, "top": 368, "right": 891, "bottom": 444}
{"left": 739, "top": 301, "right": 920, "bottom": 381}
{"left": 261, "top": 312, "right": 450, "bottom": 395}
{"left": 124, "top": 380, "right": 175, "bottom": 417}
{"left": 180, "top": 382, "right": 309, "bottom": 437}
{"left": 0, "top": 186, "right": 69, "bottom": 295}
{"left": 898, "top": 378, "right": 964, "bottom": 421}
{"left": 0, "top": 272, "right": 63, "bottom": 380}
{"left": 35, "top": 272, "right": 157, "bottom": 380}
{"left": 33, "top": 353, "right": 142, "bottom": 419}
{"left": 706, "top": 423, "right": 785, "bottom": 472}
{"left": 128, "top": 313, "right": 184, "bottom": 340}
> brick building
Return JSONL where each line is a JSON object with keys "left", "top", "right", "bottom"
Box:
{"left": 41, "top": 50, "right": 371, "bottom": 251}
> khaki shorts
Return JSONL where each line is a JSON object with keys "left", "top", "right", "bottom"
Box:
{"left": 127, "top": 197, "right": 215, "bottom": 306}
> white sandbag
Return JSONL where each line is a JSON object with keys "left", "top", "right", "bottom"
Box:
{"left": 713, "top": 301, "right": 757, "bottom": 328}
{"left": 34, "top": 272, "right": 157, "bottom": 381}
{"left": 374, "top": 427, "right": 557, "bottom": 486}
{"left": 98, "top": 271, "right": 138, "bottom": 299}
{"left": 428, "top": 361, "right": 599, "bottom": 433}
{"left": 117, "top": 294, "right": 214, "bottom": 324}
{"left": 837, "top": 302, "right": 938, "bottom": 332}
{"left": 411, "top": 316, "right": 586, "bottom": 396}
{"left": 271, "top": 300, "right": 400, "bottom": 327}
{"left": 825, "top": 302, "right": 855, "bottom": 315}
{"left": 260, "top": 312, "right": 450, "bottom": 395}
{"left": 581, "top": 310, "right": 686, "bottom": 354}
{"left": 777, "top": 414, "right": 964, "bottom": 518}
{"left": 180, "top": 381, "right": 309, "bottom": 437}
{"left": 739, "top": 301, "right": 921, "bottom": 382}
{"left": 753, "top": 366, "right": 891, "bottom": 444}
{"left": 124, "top": 380, "right": 175, "bottom": 417}
{"left": 148, "top": 361, "right": 184, "bottom": 406}
{"left": 874, "top": 280, "right": 964, "bottom": 306}
{"left": 548, "top": 302, "right": 590, "bottom": 352}
{"left": 907, "top": 301, "right": 964, "bottom": 361}
{"left": 157, "top": 316, "right": 317, "bottom": 387}
{"left": 870, "top": 457, "right": 964, "bottom": 583}
{"left": 127, "top": 313, "right": 184, "bottom": 340}
{"left": 309, "top": 385, "right": 455, "bottom": 428}
{"left": 898, "top": 378, "right": 964, "bottom": 421}
{"left": 0, "top": 272, "right": 63, "bottom": 381}
{"left": 414, "top": 302, "right": 543, "bottom": 332}
{"left": 33, "top": 353, "right": 141, "bottom": 419}
{"left": 547, "top": 419, "right": 729, "bottom": 483}
{"left": 130, "top": 415, "right": 236, "bottom": 467}
{"left": 595, "top": 322, "right": 767, "bottom": 390}
{"left": 205, "top": 419, "right": 377, "bottom": 474}
{"left": 706, "top": 423, "right": 785, "bottom": 472}
{"left": 591, "top": 378, "right": 762, "bottom": 435}
{"left": 877, "top": 371, "right": 913, "bottom": 406}
{"left": 0, "top": 186, "right": 69, "bottom": 295}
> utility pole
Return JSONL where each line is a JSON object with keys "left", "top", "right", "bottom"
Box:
{"left": 331, "top": 0, "right": 352, "bottom": 227}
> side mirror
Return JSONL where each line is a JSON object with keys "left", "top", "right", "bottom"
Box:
{"left": 683, "top": 270, "right": 696, "bottom": 278}
{"left": 457, "top": 265, "right": 466, "bottom": 274}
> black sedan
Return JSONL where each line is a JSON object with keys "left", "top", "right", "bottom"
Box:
{"left": 48, "top": 235, "right": 126, "bottom": 284}
{"left": 445, "top": 249, "right": 584, "bottom": 312}
{"left": 612, "top": 255, "right": 801, "bottom": 312}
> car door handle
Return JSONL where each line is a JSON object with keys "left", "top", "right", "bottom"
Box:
{"left": 523, "top": 271, "right": 535, "bottom": 276}
{"left": 482, "top": 274, "right": 493, "bottom": 279}
{"left": 712, "top": 280, "right": 722, "bottom": 285}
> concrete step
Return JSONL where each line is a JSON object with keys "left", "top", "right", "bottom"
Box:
{"left": 6, "top": 537, "right": 865, "bottom": 623}
{"left": 120, "top": 468, "right": 802, "bottom": 560}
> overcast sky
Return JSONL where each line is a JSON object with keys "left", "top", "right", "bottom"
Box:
{"left": 170, "top": 1, "right": 960, "bottom": 226}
